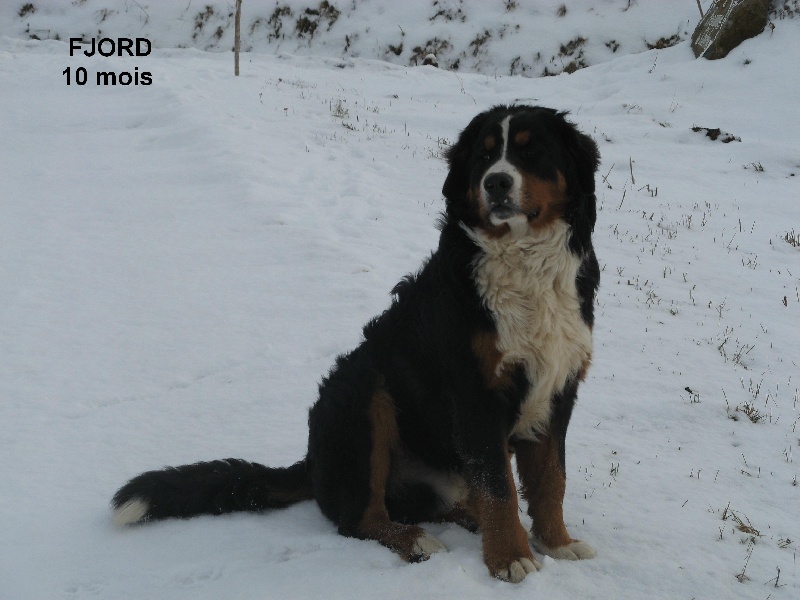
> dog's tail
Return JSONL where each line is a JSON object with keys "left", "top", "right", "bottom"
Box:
{"left": 111, "top": 458, "right": 313, "bottom": 526}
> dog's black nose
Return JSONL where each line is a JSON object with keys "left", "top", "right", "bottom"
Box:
{"left": 483, "top": 173, "right": 513, "bottom": 203}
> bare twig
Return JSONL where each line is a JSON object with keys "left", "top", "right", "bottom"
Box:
{"left": 602, "top": 162, "right": 615, "bottom": 188}
{"left": 736, "top": 538, "right": 755, "bottom": 583}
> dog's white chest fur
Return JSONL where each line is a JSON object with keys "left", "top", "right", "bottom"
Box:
{"left": 470, "top": 222, "right": 592, "bottom": 440}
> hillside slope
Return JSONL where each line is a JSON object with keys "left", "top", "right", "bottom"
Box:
{"left": 5, "top": 0, "right": 704, "bottom": 76}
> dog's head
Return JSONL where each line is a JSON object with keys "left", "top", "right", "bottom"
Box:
{"left": 442, "top": 105, "right": 599, "bottom": 248}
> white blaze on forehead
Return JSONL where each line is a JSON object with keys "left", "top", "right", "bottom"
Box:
{"left": 480, "top": 115, "right": 527, "bottom": 230}
{"left": 500, "top": 115, "right": 511, "bottom": 159}
{"left": 480, "top": 115, "right": 523, "bottom": 215}
{"left": 490, "top": 115, "right": 516, "bottom": 170}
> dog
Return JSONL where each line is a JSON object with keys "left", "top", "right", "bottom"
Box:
{"left": 112, "top": 105, "right": 601, "bottom": 583}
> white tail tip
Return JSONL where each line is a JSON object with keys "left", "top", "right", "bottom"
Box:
{"left": 113, "top": 498, "right": 149, "bottom": 526}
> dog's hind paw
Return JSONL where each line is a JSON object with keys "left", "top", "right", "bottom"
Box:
{"left": 411, "top": 532, "right": 446, "bottom": 561}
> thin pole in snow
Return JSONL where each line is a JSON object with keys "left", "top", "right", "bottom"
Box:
{"left": 234, "top": 0, "right": 242, "bottom": 76}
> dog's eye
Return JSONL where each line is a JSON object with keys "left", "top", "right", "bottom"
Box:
{"left": 478, "top": 153, "right": 492, "bottom": 162}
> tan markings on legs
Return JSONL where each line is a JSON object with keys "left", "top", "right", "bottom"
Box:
{"left": 471, "top": 442, "right": 540, "bottom": 582}
{"left": 515, "top": 435, "right": 572, "bottom": 548}
{"left": 516, "top": 435, "right": 596, "bottom": 560}
{"left": 356, "top": 389, "right": 444, "bottom": 562}
{"left": 438, "top": 503, "right": 479, "bottom": 533}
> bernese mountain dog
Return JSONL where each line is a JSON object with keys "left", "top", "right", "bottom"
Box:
{"left": 112, "top": 104, "right": 601, "bottom": 583}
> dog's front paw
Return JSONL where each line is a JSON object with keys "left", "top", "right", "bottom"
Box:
{"left": 531, "top": 538, "right": 595, "bottom": 560}
{"left": 490, "top": 556, "right": 542, "bottom": 583}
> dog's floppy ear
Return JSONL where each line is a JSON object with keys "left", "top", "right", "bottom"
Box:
{"left": 548, "top": 111, "right": 599, "bottom": 196}
{"left": 558, "top": 115, "right": 600, "bottom": 253}
{"left": 442, "top": 109, "right": 494, "bottom": 215}
{"left": 566, "top": 126, "right": 600, "bottom": 197}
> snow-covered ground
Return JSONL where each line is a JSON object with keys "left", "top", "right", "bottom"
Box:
{"left": 1, "top": 2, "right": 798, "bottom": 599}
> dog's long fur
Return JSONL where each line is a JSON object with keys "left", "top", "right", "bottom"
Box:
{"left": 112, "top": 105, "right": 601, "bottom": 583}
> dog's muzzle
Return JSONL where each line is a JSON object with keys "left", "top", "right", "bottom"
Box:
{"left": 483, "top": 172, "right": 518, "bottom": 220}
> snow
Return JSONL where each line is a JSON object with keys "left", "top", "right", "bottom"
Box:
{"left": 1, "top": 1, "right": 798, "bottom": 599}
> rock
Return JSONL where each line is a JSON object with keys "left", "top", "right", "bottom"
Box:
{"left": 691, "top": 0, "right": 770, "bottom": 60}
{"left": 691, "top": 126, "right": 741, "bottom": 143}
{"left": 422, "top": 53, "right": 439, "bottom": 67}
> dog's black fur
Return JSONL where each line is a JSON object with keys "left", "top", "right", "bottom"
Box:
{"left": 112, "top": 105, "right": 601, "bottom": 582}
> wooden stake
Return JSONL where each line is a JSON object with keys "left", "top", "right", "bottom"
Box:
{"left": 234, "top": 0, "right": 242, "bottom": 76}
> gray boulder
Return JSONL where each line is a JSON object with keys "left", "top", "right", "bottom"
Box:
{"left": 691, "top": 0, "right": 771, "bottom": 59}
